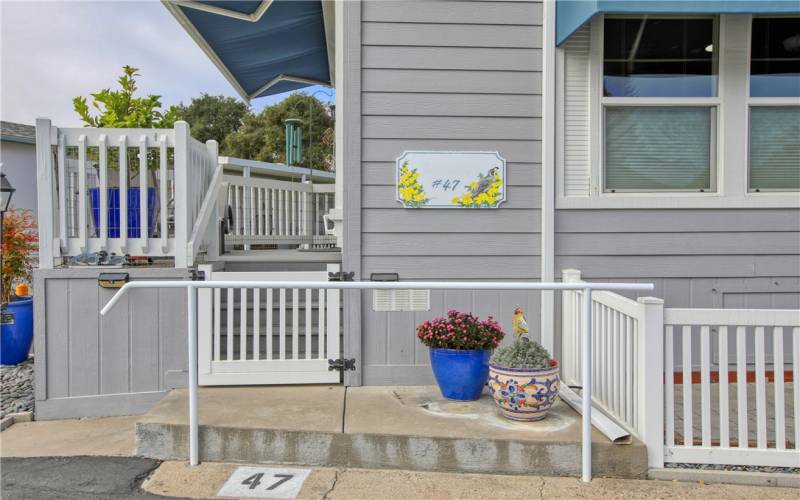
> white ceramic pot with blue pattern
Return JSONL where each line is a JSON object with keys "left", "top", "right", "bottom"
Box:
{"left": 487, "top": 361, "right": 560, "bottom": 421}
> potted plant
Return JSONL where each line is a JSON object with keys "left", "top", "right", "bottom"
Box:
{"left": 488, "top": 339, "right": 560, "bottom": 421}
{"left": 417, "top": 310, "right": 505, "bottom": 401}
{"left": 1, "top": 209, "right": 37, "bottom": 365}
{"left": 73, "top": 65, "right": 178, "bottom": 239}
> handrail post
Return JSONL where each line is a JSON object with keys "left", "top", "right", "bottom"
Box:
{"left": 35, "top": 118, "right": 55, "bottom": 269}
{"left": 187, "top": 284, "right": 199, "bottom": 465}
{"left": 638, "top": 296, "right": 665, "bottom": 468}
{"left": 581, "top": 286, "right": 593, "bottom": 482}
{"left": 174, "top": 121, "right": 189, "bottom": 268}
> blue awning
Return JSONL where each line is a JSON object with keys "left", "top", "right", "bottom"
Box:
{"left": 165, "top": 1, "right": 331, "bottom": 100}
{"left": 557, "top": 0, "right": 800, "bottom": 45}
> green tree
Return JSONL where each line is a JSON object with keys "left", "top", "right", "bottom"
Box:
{"left": 73, "top": 65, "right": 179, "bottom": 128}
{"left": 222, "top": 93, "right": 334, "bottom": 171}
{"left": 176, "top": 93, "right": 250, "bottom": 144}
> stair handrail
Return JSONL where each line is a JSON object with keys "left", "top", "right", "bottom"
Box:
{"left": 187, "top": 164, "right": 225, "bottom": 265}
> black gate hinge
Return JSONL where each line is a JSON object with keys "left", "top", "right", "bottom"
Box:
{"left": 328, "top": 271, "right": 355, "bottom": 282}
{"left": 328, "top": 358, "right": 356, "bottom": 372}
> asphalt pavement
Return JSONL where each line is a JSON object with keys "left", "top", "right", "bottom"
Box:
{"left": 0, "top": 456, "right": 186, "bottom": 500}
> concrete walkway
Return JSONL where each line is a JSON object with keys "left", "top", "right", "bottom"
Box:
{"left": 136, "top": 386, "right": 647, "bottom": 478}
{"left": 142, "top": 460, "right": 800, "bottom": 499}
{"left": 0, "top": 415, "right": 137, "bottom": 457}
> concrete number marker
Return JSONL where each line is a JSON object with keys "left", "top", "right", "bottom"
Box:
{"left": 217, "top": 466, "right": 312, "bottom": 499}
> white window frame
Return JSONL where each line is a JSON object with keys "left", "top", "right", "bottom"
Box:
{"left": 556, "top": 14, "right": 800, "bottom": 209}
{"left": 746, "top": 15, "right": 800, "bottom": 193}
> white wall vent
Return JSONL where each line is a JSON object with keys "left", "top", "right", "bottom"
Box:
{"left": 563, "top": 25, "right": 592, "bottom": 197}
{"left": 372, "top": 289, "right": 431, "bottom": 312}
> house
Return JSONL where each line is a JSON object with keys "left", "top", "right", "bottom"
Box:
{"left": 1, "top": 121, "right": 37, "bottom": 215}
{"left": 31, "top": 0, "right": 798, "bottom": 473}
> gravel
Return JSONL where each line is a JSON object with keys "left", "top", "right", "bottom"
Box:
{"left": 666, "top": 463, "right": 799, "bottom": 474}
{"left": 1, "top": 358, "right": 34, "bottom": 418}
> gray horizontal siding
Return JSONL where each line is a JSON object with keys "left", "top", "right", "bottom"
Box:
{"left": 362, "top": 22, "right": 542, "bottom": 48}
{"left": 362, "top": 69, "right": 542, "bottom": 94}
{"left": 363, "top": 46, "right": 541, "bottom": 71}
{"left": 557, "top": 209, "right": 800, "bottom": 233}
{"left": 556, "top": 232, "right": 800, "bottom": 255}
{"left": 363, "top": 233, "right": 540, "bottom": 256}
{"left": 363, "top": 93, "right": 542, "bottom": 117}
{"left": 359, "top": 0, "right": 543, "bottom": 385}
{"left": 363, "top": 209, "right": 542, "bottom": 233}
{"left": 362, "top": 1, "right": 542, "bottom": 25}
{"left": 362, "top": 116, "right": 541, "bottom": 140}
{"left": 363, "top": 139, "right": 541, "bottom": 162}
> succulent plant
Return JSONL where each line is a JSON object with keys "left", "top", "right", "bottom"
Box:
{"left": 490, "top": 338, "right": 553, "bottom": 369}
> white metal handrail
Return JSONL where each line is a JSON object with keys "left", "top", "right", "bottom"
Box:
{"left": 100, "top": 279, "right": 654, "bottom": 482}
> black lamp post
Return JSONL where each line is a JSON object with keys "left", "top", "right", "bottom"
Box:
{"left": 0, "top": 172, "right": 16, "bottom": 303}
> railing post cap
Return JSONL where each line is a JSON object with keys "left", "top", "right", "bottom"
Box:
{"left": 637, "top": 296, "right": 664, "bottom": 305}
{"left": 562, "top": 269, "right": 582, "bottom": 281}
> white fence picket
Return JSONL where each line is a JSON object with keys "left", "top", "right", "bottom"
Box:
{"left": 718, "top": 326, "right": 729, "bottom": 448}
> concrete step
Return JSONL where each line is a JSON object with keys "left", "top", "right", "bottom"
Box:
{"left": 136, "top": 386, "right": 648, "bottom": 479}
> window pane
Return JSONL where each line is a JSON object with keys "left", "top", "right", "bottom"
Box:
{"left": 750, "top": 18, "right": 800, "bottom": 97}
{"left": 605, "top": 107, "right": 712, "bottom": 191}
{"left": 604, "top": 18, "right": 717, "bottom": 97}
{"left": 749, "top": 107, "right": 800, "bottom": 190}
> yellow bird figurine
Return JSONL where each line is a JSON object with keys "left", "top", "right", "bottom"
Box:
{"left": 512, "top": 304, "right": 529, "bottom": 340}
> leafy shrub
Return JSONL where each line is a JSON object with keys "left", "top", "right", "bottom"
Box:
{"left": 2, "top": 209, "right": 37, "bottom": 303}
{"left": 416, "top": 310, "right": 504, "bottom": 350}
{"left": 490, "top": 339, "right": 554, "bottom": 369}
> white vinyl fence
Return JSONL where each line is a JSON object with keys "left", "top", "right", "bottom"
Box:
{"left": 35, "top": 119, "right": 219, "bottom": 268}
{"left": 224, "top": 175, "right": 336, "bottom": 248}
{"left": 562, "top": 269, "right": 799, "bottom": 469}
{"left": 664, "top": 308, "right": 798, "bottom": 466}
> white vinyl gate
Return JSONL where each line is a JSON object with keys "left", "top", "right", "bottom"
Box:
{"left": 197, "top": 265, "right": 341, "bottom": 385}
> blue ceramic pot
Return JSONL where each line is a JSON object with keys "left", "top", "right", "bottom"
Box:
{"left": 429, "top": 348, "right": 491, "bottom": 401}
{"left": 1, "top": 297, "right": 33, "bottom": 365}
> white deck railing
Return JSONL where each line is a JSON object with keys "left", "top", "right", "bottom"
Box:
{"left": 664, "top": 308, "right": 799, "bottom": 467}
{"left": 224, "top": 175, "right": 336, "bottom": 248}
{"left": 562, "top": 269, "right": 799, "bottom": 469}
{"left": 35, "top": 119, "right": 219, "bottom": 268}
{"left": 561, "top": 269, "right": 665, "bottom": 467}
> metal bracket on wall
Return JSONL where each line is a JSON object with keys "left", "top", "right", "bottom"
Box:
{"left": 328, "top": 358, "right": 356, "bottom": 372}
{"left": 328, "top": 271, "right": 355, "bottom": 282}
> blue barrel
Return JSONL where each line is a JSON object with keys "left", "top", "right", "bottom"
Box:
{"left": 1, "top": 297, "right": 33, "bottom": 365}
{"left": 90, "top": 187, "right": 157, "bottom": 238}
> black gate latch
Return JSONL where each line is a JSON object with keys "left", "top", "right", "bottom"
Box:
{"left": 328, "top": 358, "right": 356, "bottom": 372}
{"left": 328, "top": 271, "right": 355, "bottom": 282}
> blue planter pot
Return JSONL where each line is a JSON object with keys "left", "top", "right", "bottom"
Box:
{"left": 89, "top": 187, "right": 157, "bottom": 238}
{"left": 429, "top": 348, "right": 491, "bottom": 401}
{"left": 1, "top": 297, "right": 33, "bottom": 365}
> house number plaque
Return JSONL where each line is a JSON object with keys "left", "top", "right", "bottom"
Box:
{"left": 396, "top": 151, "right": 506, "bottom": 208}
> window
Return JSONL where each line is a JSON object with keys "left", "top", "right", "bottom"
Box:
{"left": 750, "top": 17, "right": 800, "bottom": 98}
{"left": 605, "top": 107, "right": 714, "bottom": 191}
{"left": 749, "top": 107, "right": 800, "bottom": 190}
{"left": 604, "top": 18, "right": 717, "bottom": 98}
{"left": 748, "top": 17, "right": 800, "bottom": 192}
{"left": 602, "top": 17, "right": 717, "bottom": 193}
{"left": 557, "top": 14, "right": 800, "bottom": 209}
